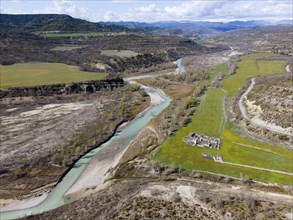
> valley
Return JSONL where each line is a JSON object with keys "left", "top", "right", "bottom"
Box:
{"left": 0, "top": 10, "right": 292, "bottom": 220}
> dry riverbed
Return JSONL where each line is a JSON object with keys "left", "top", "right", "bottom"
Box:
{"left": 0, "top": 87, "right": 149, "bottom": 201}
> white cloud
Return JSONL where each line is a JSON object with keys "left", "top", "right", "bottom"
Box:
{"left": 32, "top": 0, "right": 98, "bottom": 21}
{"left": 102, "top": 11, "right": 120, "bottom": 21}
{"left": 115, "top": 4, "right": 164, "bottom": 22}
{"left": 211, "top": 1, "right": 293, "bottom": 21}
{"left": 131, "top": 4, "right": 159, "bottom": 13}
{"left": 164, "top": 1, "right": 228, "bottom": 19}
{"left": 10, "top": 0, "right": 27, "bottom": 2}
{"left": 0, "top": 7, "right": 24, "bottom": 14}
{"left": 1, "top": 0, "right": 292, "bottom": 22}
{"left": 122, "top": 0, "right": 292, "bottom": 22}
{"left": 112, "top": 0, "right": 135, "bottom": 3}
{"left": 120, "top": 1, "right": 231, "bottom": 22}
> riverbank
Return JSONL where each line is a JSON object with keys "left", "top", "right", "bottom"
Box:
{"left": 65, "top": 83, "right": 167, "bottom": 195}
{"left": 0, "top": 78, "right": 170, "bottom": 220}
{"left": 0, "top": 88, "right": 150, "bottom": 214}
{"left": 0, "top": 193, "right": 48, "bottom": 212}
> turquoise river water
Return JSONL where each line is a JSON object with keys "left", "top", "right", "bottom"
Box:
{"left": 1, "top": 83, "right": 171, "bottom": 220}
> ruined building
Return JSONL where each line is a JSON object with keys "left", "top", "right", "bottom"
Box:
{"left": 183, "top": 133, "right": 221, "bottom": 150}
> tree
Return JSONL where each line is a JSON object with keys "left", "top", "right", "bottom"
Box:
{"left": 75, "top": 146, "right": 81, "bottom": 157}
{"left": 151, "top": 160, "right": 161, "bottom": 173}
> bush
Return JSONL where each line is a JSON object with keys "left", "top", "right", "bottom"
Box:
{"left": 1, "top": 59, "right": 15, "bottom": 65}
{"left": 278, "top": 135, "right": 289, "bottom": 141}
{"left": 139, "top": 89, "right": 148, "bottom": 97}
{"left": 182, "top": 97, "right": 198, "bottom": 110}
{"left": 126, "top": 83, "right": 140, "bottom": 92}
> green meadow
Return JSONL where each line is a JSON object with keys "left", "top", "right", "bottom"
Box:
{"left": 0, "top": 62, "right": 106, "bottom": 88}
{"left": 154, "top": 53, "right": 292, "bottom": 185}
{"left": 222, "top": 53, "right": 285, "bottom": 98}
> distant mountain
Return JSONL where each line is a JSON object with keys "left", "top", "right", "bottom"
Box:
{"left": 100, "top": 20, "right": 292, "bottom": 35}
{"left": 274, "top": 19, "right": 293, "bottom": 25}
{"left": 100, "top": 21, "right": 223, "bottom": 35}
{"left": 2, "top": 14, "right": 290, "bottom": 35}
{"left": 227, "top": 20, "right": 271, "bottom": 27}
{"left": 0, "top": 14, "right": 133, "bottom": 32}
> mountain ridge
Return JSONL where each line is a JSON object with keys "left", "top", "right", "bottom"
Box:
{"left": 0, "top": 14, "right": 134, "bottom": 32}
{"left": 100, "top": 19, "right": 292, "bottom": 35}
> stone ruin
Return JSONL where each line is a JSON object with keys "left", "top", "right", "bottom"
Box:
{"left": 183, "top": 132, "right": 221, "bottom": 150}
{"left": 202, "top": 153, "right": 224, "bottom": 163}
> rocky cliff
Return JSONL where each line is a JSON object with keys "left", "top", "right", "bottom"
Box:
{"left": 0, "top": 78, "right": 124, "bottom": 98}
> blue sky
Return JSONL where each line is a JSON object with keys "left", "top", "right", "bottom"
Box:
{"left": 1, "top": 0, "right": 292, "bottom": 22}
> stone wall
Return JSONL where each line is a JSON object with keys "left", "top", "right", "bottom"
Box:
{"left": 0, "top": 78, "right": 124, "bottom": 98}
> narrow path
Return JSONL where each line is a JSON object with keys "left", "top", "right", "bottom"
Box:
{"left": 222, "top": 161, "right": 293, "bottom": 176}
{"left": 232, "top": 142, "right": 285, "bottom": 157}
{"left": 219, "top": 88, "right": 227, "bottom": 137}
{"left": 239, "top": 78, "right": 255, "bottom": 122}
{"left": 238, "top": 78, "right": 292, "bottom": 136}
{"left": 285, "top": 64, "right": 291, "bottom": 73}
{"left": 146, "top": 126, "right": 159, "bottom": 139}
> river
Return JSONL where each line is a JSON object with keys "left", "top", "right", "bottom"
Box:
{"left": 174, "top": 58, "right": 185, "bottom": 74}
{"left": 0, "top": 72, "right": 173, "bottom": 220}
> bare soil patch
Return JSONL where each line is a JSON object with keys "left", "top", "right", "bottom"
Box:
{"left": 22, "top": 178, "right": 292, "bottom": 220}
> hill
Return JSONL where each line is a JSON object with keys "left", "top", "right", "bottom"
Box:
{"left": 0, "top": 14, "right": 132, "bottom": 32}
{"left": 101, "top": 20, "right": 292, "bottom": 35}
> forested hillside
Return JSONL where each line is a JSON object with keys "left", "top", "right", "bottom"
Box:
{"left": 0, "top": 14, "right": 132, "bottom": 32}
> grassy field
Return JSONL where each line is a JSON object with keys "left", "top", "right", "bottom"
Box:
{"left": 41, "top": 32, "right": 106, "bottom": 38}
{"left": 101, "top": 50, "right": 140, "bottom": 58}
{"left": 222, "top": 53, "right": 285, "bottom": 98}
{"left": 186, "top": 88, "right": 225, "bottom": 137}
{"left": 154, "top": 53, "right": 292, "bottom": 185}
{"left": 0, "top": 63, "right": 106, "bottom": 88}
{"left": 209, "top": 63, "right": 229, "bottom": 82}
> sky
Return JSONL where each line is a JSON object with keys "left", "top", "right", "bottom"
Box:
{"left": 1, "top": 0, "right": 292, "bottom": 23}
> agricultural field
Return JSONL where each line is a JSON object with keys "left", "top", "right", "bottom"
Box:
{"left": 136, "top": 78, "right": 194, "bottom": 99}
{"left": 101, "top": 50, "right": 140, "bottom": 58}
{"left": 154, "top": 53, "right": 292, "bottom": 185}
{"left": 0, "top": 63, "right": 106, "bottom": 88}
{"left": 222, "top": 53, "right": 285, "bottom": 98}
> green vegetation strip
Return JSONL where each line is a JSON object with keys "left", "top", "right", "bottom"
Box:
{"left": 154, "top": 53, "right": 292, "bottom": 185}
{"left": 0, "top": 63, "right": 106, "bottom": 88}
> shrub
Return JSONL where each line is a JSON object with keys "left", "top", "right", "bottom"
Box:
{"left": 126, "top": 83, "right": 141, "bottom": 92}
{"left": 182, "top": 97, "right": 198, "bottom": 110}
{"left": 139, "top": 89, "right": 148, "bottom": 97}
{"left": 278, "top": 135, "right": 289, "bottom": 141}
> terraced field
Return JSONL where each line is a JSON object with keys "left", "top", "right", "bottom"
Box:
{"left": 101, "top": 50, "right": 140, "bottom": 58}
{"left": 0, "top": 63, "right": 106, "bottom": 88}
{"left": 154, "top": 53, "right": 292, "bottom": 185}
